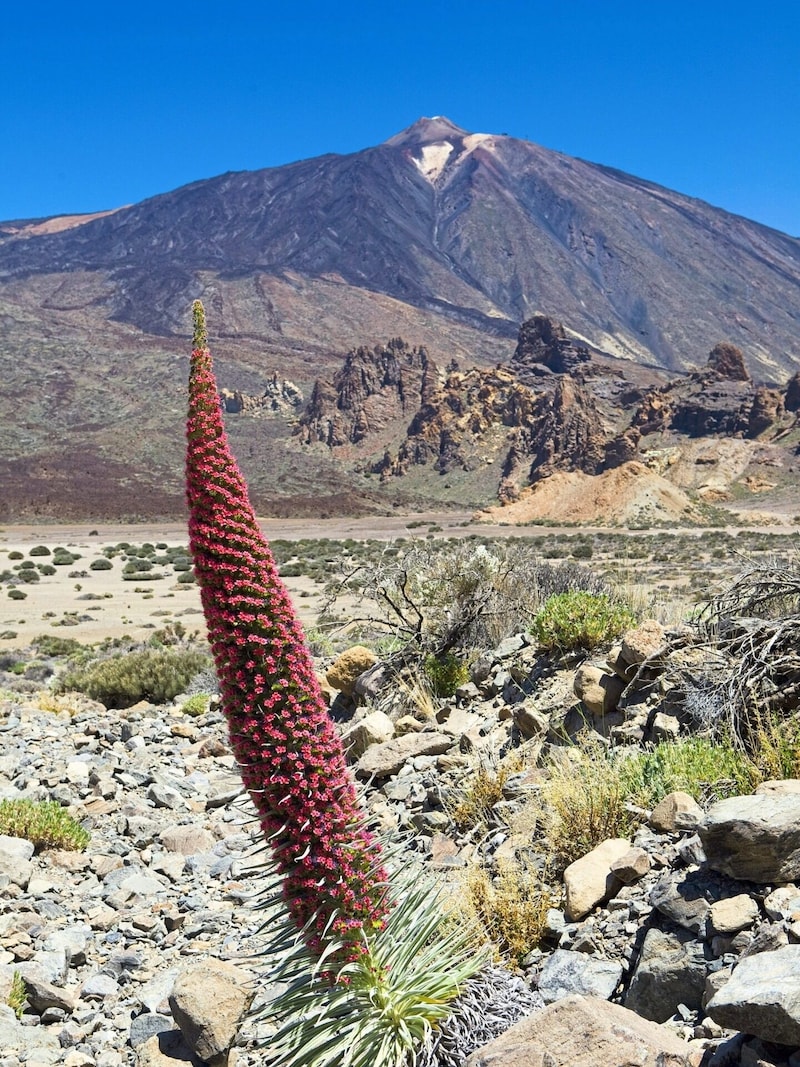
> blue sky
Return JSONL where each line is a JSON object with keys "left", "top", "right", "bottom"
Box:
{"left": 2, "top": 1, "right": 799, "bottom": 235}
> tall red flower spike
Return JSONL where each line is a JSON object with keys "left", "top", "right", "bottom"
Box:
{"left": 186, "top": 300, "right": 388, "bottom": 955}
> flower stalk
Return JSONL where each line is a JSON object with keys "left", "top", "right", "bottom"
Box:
{"left": 185, "top": 300, "right": 388, "bottom": 956}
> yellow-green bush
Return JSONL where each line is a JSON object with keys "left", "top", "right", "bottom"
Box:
{"left": 58, "top": 647, "right": 210, "bottom": 708}
{"left": 532, "top": 591, "right": 635, "bottom": 651}
{"left": 0, "top": 799, "right": 89, "bottom": 851}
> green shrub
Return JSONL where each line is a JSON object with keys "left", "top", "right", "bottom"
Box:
{"left": 37, "top": 564, "right": 56, "bottom": 576}
{"left": 8, "top": 589, "right": 26, "bottom": 600}
{"left": 28, "top": 546, "right": 51, "bottom": 557}
{"left": 7, "top": 971, "right": 26, "bottom": 1018}
{"left": 18, "top": 560, "right": 36, "bottom": 570}
{"left": 0, "top": 799, "right": 89, "bottom": 851}
{"left": 176, "top": 572, "right": 196, "bottom": 584}
{"left": 123, "top": 559, "right": 153, "bottom": 573}
{"left": 7, "top": 551, "right": 23, "bottom": 561}
{"left": 532, "top": 591, "right": 635, "bottom": 651}
{"left": 16, "top": 569, "right": 40, "bottom": 583}
{"left": 52, "top": 553, "right": 75, "bottom": 566}
{"left": 620, "top": 737, "right": 756, "bottom": 806}
{"left": 424, "top": 652, "right": 469, "bottom": 697}
{"left": 180, "top": 693, "right": 210, "bottom": 717}
{"left": 171, "top": 558, "right": 192, "bottom": 571}
{"left": 89, "top": 558, "right": 113, "bottom": 571}
{"left": 32, "top": 635, "right": 83, "bottom": 657}
{"left": 58, "top": 647, "right": 211, "bottom": 708}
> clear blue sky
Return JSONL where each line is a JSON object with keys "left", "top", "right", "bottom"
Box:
{"left": 2, "top": 0, "right": 799, "bottom": 235}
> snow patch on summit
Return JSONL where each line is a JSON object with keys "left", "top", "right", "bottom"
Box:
{"left": 413, "top": 142, "right": 454, "bottom": 183}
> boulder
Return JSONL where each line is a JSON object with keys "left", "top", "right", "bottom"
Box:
{"left": 463, "top": 994, "right": 692, "bottom": 1066}
{"left": 609, "top": 846, "right": 651, "bottom": 884}
{"left": 169, "top": 960, "right": 252, "bottom": 1064}
{"left": 649, "top": 791, "right": 703, "bottom": 833}
{"left": 620, "top": 620, "right": 665, "bottom": 667}
{"left": 698, "top": 793, "right": 800, "bottom": 882}
{"left": 340, "top": 710, "right": 394, "bottom": 757}
{"left": 573, "top": 664, "right": 624, "bottom": 716}
{"left": 325, "top": 645, "right": 378, "bottom": 697}
{"left": 624, "top": 927, "right": 709, "bottom": 1023}
{"left": 709, "top": 894, "right": 760, "bottom": 935}
{"left": 563, "top": 838, "right": 630, "bottom": 921}
{"left": 537, "top": 949, "right": 622, "bottom": 1004}
{"left": 706, "top": 945, "right": 800, "bottom": 1046}
{"left": 355, "top": 731, "right": 453, "bottom": 779}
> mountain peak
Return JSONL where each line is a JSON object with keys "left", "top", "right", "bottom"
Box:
{"left": 385, "top": 116, "right": 471, "bottom": 147}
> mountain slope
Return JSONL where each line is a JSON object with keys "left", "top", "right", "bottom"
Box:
{"left": 1, "top": 117, "right": 800, "bottom": 520}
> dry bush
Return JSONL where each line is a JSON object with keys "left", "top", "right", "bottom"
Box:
{"left": 463, "top": 856, "right": 553, "bottom": 965}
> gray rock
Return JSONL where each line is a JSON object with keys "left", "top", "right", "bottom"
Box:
{"left": 649, "top": 869, "right": 712, "bottom": 936}
{"left": 80, "top": 974, "right": 118, "bottom": 1000}
{"left": 699, "top": 793, "right": 800, "bottom": 882}
{"left": 159, "top": 825, "right": 216, "bottom": 856}
{"left": 169, "top": 960, "right": 252, "bottom": 1063}
{"left": 624, "top": 927, "right": 709, "bottom": 1023}
{"left": 355, "top": 732, "right": 453, "bottom": 779}
{"left": 537, "top": 949, "right": 623, "bottom": 1004}
{"left": 129, "top": 1013, "right": 174, "bottom": 1048}
{"left": 706, "top": 945, "right": 800, "bottom": 1045}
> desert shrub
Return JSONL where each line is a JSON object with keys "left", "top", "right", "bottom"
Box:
{"left": 424, "top": 652, "right": 469, "bottom": 697}
{"left": 123, "top": 559, "right": 153, "bottom": 574}
{"left": 32, "top": 635, "right": 83, "bottom": 657}
{"left": 29, "top": 546, "right": 50, "bottom": 557}
{"left": 7, "top": 971, "right": 26, "bottom": 1018}
{"left": 89, "top": 558, "right": 113, "bottom": 571}
{"left": 15, "top": 569, "right": 39, "bottom": 583}
{"left": 8, "top": 589, "right": 26, "bottom": 600}
{"left": 745, "top": 712, "right": 800, "bottom": 782}
{"left": 532, "top": 591, "right": 634, "bottom": 651}
{"left": 58, "top": 647, "right": 210, "bottom": 708}
{"left": 171, "top": 558, "right": 192, "bottom": 571}
{"left": 0, "top": 799, "right": 89, "bottom": 851}
{"left": 7, "top": 551, "right": 23, "bottom": 561}
{"left": 464, "top": 857, "right": 552, "bottom": 964}
{"left": 325, "top": 539, "right": 610, "bottom": 659}
{"left": 176, "top": 572, "right": 196, "bottom": 584}
{"left": 18, "top": 560, "right": 36, "bottom": 570}
{"left": 37, "top": 564, "right": 56, "bottom": 576}
{"left": 52, "top": 553, "right": 75, "bottom": 566}
{"left": 180, "top": 693, "right": 210, "bottom": 717}
{"left": 537, "top": 744, "right": 639, "bottom": 870}
{"left": 449, "top": 754, "right": 524, "bottom": 832}
{"left": 620, "top": 736, "right": 756, "bottom": 806}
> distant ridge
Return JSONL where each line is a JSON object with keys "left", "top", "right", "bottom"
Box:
{"left": 0, "top": 118, "right": 799, "bottom": 520}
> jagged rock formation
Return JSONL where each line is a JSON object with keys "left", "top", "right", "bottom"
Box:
{"left": 297, "top": 339, "right": 430, "bottom": 448}
{"left": 633, "top": 343, "right": 785, "bottom": 439}
{"left": 297, "top": 317, "right": 800, "bottom": 520}
{"left": 219, "top": 372, "right": 303, "bottom": 416}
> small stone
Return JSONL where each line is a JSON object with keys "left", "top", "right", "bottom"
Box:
{"left": 649, "top": 791, "right": 703, "bottom": 833}
{"left": 159, "top": 825, "right": 217, "bottom": 855}
{"left": 563, "top": 838, "right": 631, "bottom": 921}
{"left": 169, "top": 960, "right": 252, "bottom": 1063}
{"left": 709, "top": 894, "right": 760, "bottom": 935}
{"left": 129, "top": 1013, "right": 174, "bottom": 1048}
{"left": 610, "top": 847, "right": 651, "bottom": 884}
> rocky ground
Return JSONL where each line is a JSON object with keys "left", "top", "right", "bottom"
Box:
{"left": 1, "top": 614, "right": 800, "bottom": 1067}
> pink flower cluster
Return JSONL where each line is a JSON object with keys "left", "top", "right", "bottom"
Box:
{"left": 185, "top": 301, "right": 388, "bottom": 955}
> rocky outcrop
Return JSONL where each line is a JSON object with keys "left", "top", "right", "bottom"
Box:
{"left": 511, "top": 315, "right": 592, "bottom": 377}
{"left": 297, "top": 339, "right": 431, "bottom": 447}
{"left": 219, "top": 373, "right": 303, "bottom": 417}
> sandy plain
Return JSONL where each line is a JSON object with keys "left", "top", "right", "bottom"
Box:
{"left": 2, "top": 512, "right": 797, "bottom": 652}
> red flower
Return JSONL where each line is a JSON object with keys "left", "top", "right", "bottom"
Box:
{"left": 186, "top": 301, "right": 387, "bottom": 957}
